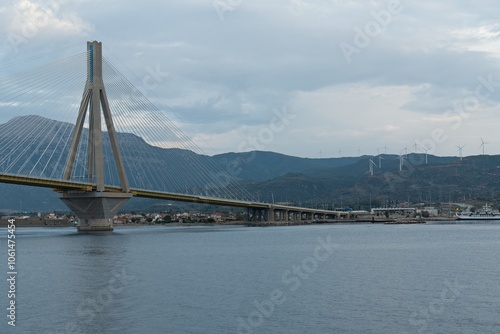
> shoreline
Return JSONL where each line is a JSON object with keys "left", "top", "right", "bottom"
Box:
{"left": 0, "top": 216, "right": 462, "bottom": 228}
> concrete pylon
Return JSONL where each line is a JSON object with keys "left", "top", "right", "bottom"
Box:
{"left": 59, "top": 41, "right": 131, "bottom": 232}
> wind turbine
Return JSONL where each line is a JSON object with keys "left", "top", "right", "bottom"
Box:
{"left": 456, "top": 145, "right": 466, "bottom": 160}
{"left": 378, "top": 155, "right": 384, "bottom": 168}
{"left": 398, "top": 152, "right": 406, "bottom": 171}
{"left": 412, "top": 141, "right": 418, "bottom": 154}
{"left": 480, "top": 137, "right": 488, "bottom": 155}
{"left": 422, "top": 147, "right": 429, "bottom": 164}
{"left": 393, "top": 150, "right": 405, "bottom": 171}
{"left": 383, "top": 144, "right": 387, "bottom": 154}
{"left": 369, "top": 159, "right": 377, "bottom": 176}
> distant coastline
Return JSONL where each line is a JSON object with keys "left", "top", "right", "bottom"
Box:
{"left": 0, "top": 216, "right": 461, "bottom": 228}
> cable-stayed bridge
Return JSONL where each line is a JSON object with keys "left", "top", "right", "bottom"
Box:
{"left": 0, "top": 41, "right": 343, "bottom": 231}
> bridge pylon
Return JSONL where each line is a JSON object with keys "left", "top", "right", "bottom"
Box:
{"left": 59, "top": 41, "right": 131, "bottom": 232}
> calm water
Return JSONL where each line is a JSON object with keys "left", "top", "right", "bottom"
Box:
{"left": 1, "top": 222, "right": 500, "bottom": 333}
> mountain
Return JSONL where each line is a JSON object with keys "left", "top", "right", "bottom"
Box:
{"left": 1, "top": 116, "right": 500, "bottom": 212}
{"left": 241, "top": 154, "right": 500, "bottom": 210}
{"left": 212, "top": 151, "right": 363, "bottom": 181}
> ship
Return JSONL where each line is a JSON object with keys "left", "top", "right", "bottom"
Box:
{"left": 456, "top": 204, "right": 500, "bottom": 220}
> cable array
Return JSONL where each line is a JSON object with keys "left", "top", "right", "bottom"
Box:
{"left": 102, "top": 57, "right": 255, "bottom": 200}
{"left": 0, "top": 50, "right": 256, "bottom": 201}
{"left": 0, "top": 52, "right": 87, "bottom": 178}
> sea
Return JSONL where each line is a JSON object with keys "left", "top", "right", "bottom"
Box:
{"left": 1, "top": 222, "right": 500, "bottom": 333}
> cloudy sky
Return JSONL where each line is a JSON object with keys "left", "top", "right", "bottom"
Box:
{"left": 1, "top": 0, "right": 500, "bottom": 158}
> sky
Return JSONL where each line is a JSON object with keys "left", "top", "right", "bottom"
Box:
{"left": 1, "top": 0, "right": 500, "bottom": 158}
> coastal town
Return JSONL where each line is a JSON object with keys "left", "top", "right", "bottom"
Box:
{"left": 0, "top": 210, "right": 245, "bottom": 227}
{"left": 0, "top": 201, "right": 493, "bottom": 227}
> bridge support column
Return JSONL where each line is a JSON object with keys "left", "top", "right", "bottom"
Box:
{"left": 248, "top": 208, "right": 269, "bottom": 221}
{"left": 59, "top": 192, "right": 132, "bottom": 231}
{"left": 249, "top": 208, "right": 256, "bottom": 221}
{"left": 266, "top": 209, "right": 274, "bottom": 222}
{"left": 276, "top": 210, "right": 283, "bottom": 221}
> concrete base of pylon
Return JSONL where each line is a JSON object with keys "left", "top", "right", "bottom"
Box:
{"left": 58, "top": 191, "right": 132, "bottom": 232}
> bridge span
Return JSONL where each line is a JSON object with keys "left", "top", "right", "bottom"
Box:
{"left": 0, "top": 172, "right": 348, "bottom": 224}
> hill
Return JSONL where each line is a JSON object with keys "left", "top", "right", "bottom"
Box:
{"left": 241, "top": 154, "right": 500, "bottom": 210}
{"left": 212, "top": 151, "right": 363, "bottom": 181}
{"left": 1, "top": 116, "right": 500, "bottom": 212}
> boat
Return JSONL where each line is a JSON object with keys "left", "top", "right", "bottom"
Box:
{"left": 456, "top": 204, "right": 500, "bottom": 220}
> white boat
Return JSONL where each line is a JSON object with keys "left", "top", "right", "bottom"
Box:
{"left": 456, "top": 204, "right": 500, "bottom": 220}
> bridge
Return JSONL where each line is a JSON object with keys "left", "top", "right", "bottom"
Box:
{"left": 0, "top": 41, "right": 345, "bottom": 231}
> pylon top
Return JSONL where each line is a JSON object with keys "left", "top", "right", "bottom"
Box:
{"left": 87, "top": 41, "right": 103, "bottom": 85}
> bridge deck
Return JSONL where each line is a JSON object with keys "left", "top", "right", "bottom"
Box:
{"left": 0, "top": 173, "right": 345, "bottom": 215}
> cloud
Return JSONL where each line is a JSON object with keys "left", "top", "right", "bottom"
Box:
{"left": 1, "top": 1, "right": 93, "bottom": 58}
{"left": 2, "top": 0, "right": 500, "bottom": 157}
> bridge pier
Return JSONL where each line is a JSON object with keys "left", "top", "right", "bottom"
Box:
{"left": 274, "top": 209, "right": 282, "bottom": 221}
{"left": 293, "top": 212, "right": 301, "bottom": 221}
{"left": 59, "top": 192, "right": 132, "bottom": 232}
{"left": 266, "top": 208, "right": 274, "bottom": 222}
{"left": 248, "top": 208, "right": 267, "bottom": 221}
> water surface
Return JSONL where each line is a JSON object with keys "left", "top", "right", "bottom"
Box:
{"left": 1, "top": 222, "right": 500, "bottom": 333}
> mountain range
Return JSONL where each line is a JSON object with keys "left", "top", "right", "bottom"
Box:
{"left": 1, "top": 116, "right": 500, "bottom": 213}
